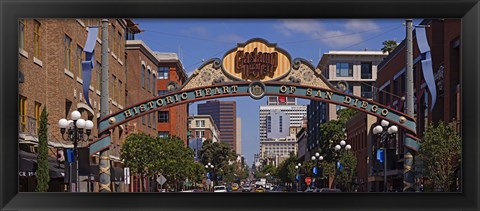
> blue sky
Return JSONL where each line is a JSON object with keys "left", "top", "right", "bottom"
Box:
{"left": 134, "top": 19, "right": 421, "bottom": 166}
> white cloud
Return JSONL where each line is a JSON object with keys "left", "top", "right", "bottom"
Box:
{"left": 344, "top": 19, "right": 380, "bottom": 32}
{"left": 275, "top": 19, "right": 381, "bottom": 49}
{"left": 217, "top": 34, "right": 245, "bottom": 44}
{"left": 181, "top": 26, "right": 209, "bottom": 37}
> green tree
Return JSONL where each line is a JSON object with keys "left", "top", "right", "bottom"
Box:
{"left": 155, "top": 136, "right": 196, "bottom": 191}
{"left": 334, "top": 150, "right": 357, "bottom": 192}
{"left": 198, "top": 139, "right": 236, "bottom": 184}
{"left": 121, "top": 132, "right": 162, "bottom": 191}
{"left": 381, "top": 40, "right": 398, "bottom": 54}
{"left": 275, "top": 153, "right": 298, "bottom": 184}
{"left": 418, "top": 122, "right": 461, "bottom": 192}
{"left": 317, "top": 108, "right": 357, "bottom": 190}
{"left": 35, "top": 106, "right": 50, "bottom": 192}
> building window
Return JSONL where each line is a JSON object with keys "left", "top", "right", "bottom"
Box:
{"left": 77, "top": 45, "right": 84, "bottom": 79}
{"left": 141, "top": 65, "right": 145, "bottom": 88}
{"left": 401, "top": 73, "right": 406, "bottom": 94}
{"left": 151, "top": 73, "right": 156, "bottom": 93}
{"left": 146, "top": 69, "right": 151, "bottom": 92}
{"left": 64, "top": 35, "right": 73, "bottom": 70}
{"left": 96, "top": 62, "right": 102, "bottom": 90}
{"left": 393, "top": 78, "right": 399, "bottom": 95}
{"left": 117, "top": 31, "right": 121, "bottom": 57}
{"left": 35, "top": 102, "right": 42, "bottom": 131}
{"left": 361, "top": 62, "right": 372, "bottom": 79}
{"left": 196, "top": 131, "right": 205, "bottom": 138}
{"left": 279, "top": 116, "right": 283, "bottom": 133}
{"left": 33, "top": 20, "right": 41, "bottom": 59}
{"left": 142, "top": 116, "right": 145, "bottom": 125}
{"left": 152, "top": 113, "right": 156, "bottom": 128}
{"left": 196, "top": 120, "right": 205, "bottom": 127}
{"left": 147, "top": 113, "right": 151, "bottom": 127}
{"left": 118, "top": 80, "right": 123, "bottom": 105}
{"left": 19, "top": 19, "right": 26, "bottom": 50}
{"left": 336, "top": 62, "right": 353, "bottom": 77}
{"left": 158, "top": 90, "right": 168, "bottom": 96}
{"left": 112, "top": 75, "right": 117, "bottom": 102}
{"left": 19, "top": 96, "right": 27, "bottom": 132}
{"left": 158, "top": 67, "right": 169, "bottom": 79}
{"left": 158, "top": 131, "right": 169, "bottom": 138}
{"left": 385, "top": 85, "right": 391, "bottom": 104}
{"left": 266, "top": 116, "right": 271, "bottom": 133}
{"left": 361, "top": 84, "right": 373, "bottom": 98}
{"left": 158, "top": 111, "right": 169, "bottom": 123}
{"left": 110, "top": 24, "right": 116, "bottom": 55}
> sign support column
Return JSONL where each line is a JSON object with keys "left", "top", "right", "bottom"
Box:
{"left": 99, "top": 19, "right": 111, "bottom": 192}
{"left": 404, "top": 19, "right": 416, "bottom": 192}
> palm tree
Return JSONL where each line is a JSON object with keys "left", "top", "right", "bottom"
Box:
{"left": 381, "top": 40, "right": 398, "bottom": 54}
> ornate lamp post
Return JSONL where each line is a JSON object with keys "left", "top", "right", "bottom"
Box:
{"left": 333, "top": 140, "right": 351, "bottom": 190}
{"left": 373, "top": 119, "right": 398, "bottom": 192}
{"left": 58, "top": 110, "right": 94, "bottom": 192}
{"left": 295, "top": 163, "right": 302, "bottom": 192}
{"left": 311, "top": 152, "right": 324, "bottom": 189}
{"left": 205, "top": 162, "right": 214, "bottom": 192}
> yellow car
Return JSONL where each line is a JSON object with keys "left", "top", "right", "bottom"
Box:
{"left": 255, "top": 187, "right": 266, "bottom": 192}
{"left": 232, "top": 183, "right": 239, "bottom": 191}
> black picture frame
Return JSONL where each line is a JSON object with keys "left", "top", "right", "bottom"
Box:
{"left": 1, "top": 0, "right": 479, "bottom": 210}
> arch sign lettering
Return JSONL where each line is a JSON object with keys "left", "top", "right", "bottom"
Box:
{"left": 90, "top": 38, "right": 420, "bottom": 156}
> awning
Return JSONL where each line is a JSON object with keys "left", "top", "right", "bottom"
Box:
{"left": 19, "top": 150, "right": 65, "bottom": 178}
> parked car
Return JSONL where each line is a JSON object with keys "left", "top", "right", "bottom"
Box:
{"left": 255, "top": 187, "right": 266, "bottom": 192}
{"left": 318, "top": 188, "right": 342, "bottom": 193}
{"left": 214, "top": 186, "right": 228, "bottom": 192}
{"left": 270, "top": 186, "right": 286, "bottom": 192}
{"left": 231, "top": 183, "right": 239, "bottom": 191}
{"left": 241, "top": 185, "right": 251, "bottom": 192}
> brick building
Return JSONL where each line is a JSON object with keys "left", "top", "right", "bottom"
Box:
{"left": 18, "top": 19, "right": 140, "bottom": 192}
{"left": 125, "top": 39, "right": 159, "bottom": 138}
{"left": 372, "top": 19, "right": 461, "bottom": 191}
{"left": 155, "top": 53, "right": 189, "bottom": 144}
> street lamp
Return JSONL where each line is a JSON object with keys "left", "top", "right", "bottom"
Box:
{"left": 295, "top": 163, "right": 302, "bottom": 192}
{"left": 311, "top": 152, "right": 324, "bottom": 189}
{"left": 373, "top": 119, "right": 398, "bottom": 192}
{"left": 205, "top": 163, "right": 214, "bottom": 192}
{"left": 58, "top": 110, "right": 94, "bottom": 192}
{"left": 333, "top": 140, "right": 351, "bottom": 190}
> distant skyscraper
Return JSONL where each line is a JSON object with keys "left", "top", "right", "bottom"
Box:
{"left": 198, "top": 100, "right": 237, "bottom": 151}
{"left": 236, "top": 118, "right": 242, "bottom": 154}
{"left": 259, "top": 96, "right": 307, "bottom": 164}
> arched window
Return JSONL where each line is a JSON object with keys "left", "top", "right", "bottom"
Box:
{"left": 147, "top": 69, "right": 151, "bottom": 92}
{"left": 141, "top": 65, "right": 145, "bottom": 88}
{"left": 151, "top": 73, "right": 155, "bottom": 94}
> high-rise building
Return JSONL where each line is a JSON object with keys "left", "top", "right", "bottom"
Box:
{"left": 259, "top": 96, "right": 307, "bottom": 165}
{"left": 188, "top": 115, "right": 220, "bottom": 143}
{"left": 236, "top": 118, "right": 242, "bottom": 154}
{"left": 318, "top": 50, "right": 387, "bottom": 121}
{"left": 197, "top": 100, "right": 237, "bottom": 151}
{"left": 307, "top": 50, "right": 387, "bottom": 154}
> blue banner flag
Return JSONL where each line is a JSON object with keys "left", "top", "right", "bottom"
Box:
{"left": 376, "top": 149, "right": 384, "bottom": 163}
{"left": 415, "top": 27, "right": 437, "bottom": 111}
{"left": 82, "top": 27, "right": 99, "bottom": 109}
{"left": 313, "top": 167, "right": 318, "bottom": 175}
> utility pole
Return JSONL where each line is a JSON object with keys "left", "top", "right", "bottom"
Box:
{"left": 404, "top": 19, "right": 416, "bottom": 192}
{"left": 99, "top": 19, "right": 111, "bottom": 192}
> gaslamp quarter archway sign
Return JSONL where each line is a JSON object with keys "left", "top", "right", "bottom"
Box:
{"left": 92, "top": 38, "right": 419, "bottom": 161}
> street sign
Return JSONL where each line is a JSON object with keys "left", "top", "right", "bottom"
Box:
{"left": 313, "top": 167, "right": 318, "bottom": 175}
{"left": 156, "top": 174, "right": 167, "bottom": 185}
{"left": 305, "top": 177, "right": 311, "bottom": 185}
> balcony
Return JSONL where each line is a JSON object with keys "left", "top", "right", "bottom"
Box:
{"left": 361, "top": 92, "right": 373, "bottom": 99}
